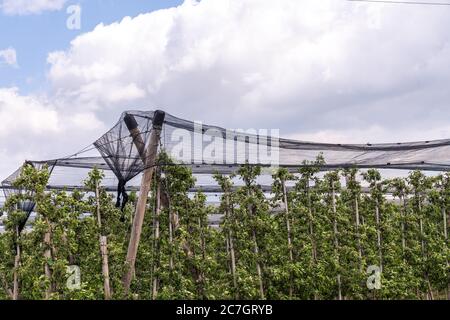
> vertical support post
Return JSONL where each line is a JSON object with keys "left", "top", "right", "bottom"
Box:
{"left": 225, "top": 192, "right": 238, "bottom": 299}
{"left": 122, "top": 111, "right": 165, "bottom": 295}
{"left": 281, "top": 178, "right": 293, "bottom": 299}
{"left": 152, "top": 174, "right": 161, "bottom": 300}
{"left": 443, "top": 206, "right": 450, "bottom": 300}
{"left": 331, "top": 180, "right": 342, "bottom": 301}
{"left": 44, "top": 218, "right": 52, "bottom": 300}
{"left": 96, "top": 179, "right": 111, "bottom": 300}
{"left": 13, "top": 226, "right": 20, "bottom": 300}
{"left": 246, "top": 188, "right": 264, "bottom": 300}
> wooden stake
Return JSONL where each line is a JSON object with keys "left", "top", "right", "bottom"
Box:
{"left": 152, "top": 176, "right": 161, "bottom": 300}
{"left": 347, "top": 173, "right": 362, "bottom": 269}
{"left": 375, "top": 199, "right": 383, "bottom": 272}
{"left": 225, "top": 192, "right": 238, "bottom": 299}
{"left": 444, "top": 209, "right": 450, "bottom": 300}
{"left": 122, "top": 111, "right": 165, "bottom": 295}
{"left": 306, "top": 179, "right": 317, "bottom": 264}
{"left": 44, "top": 218, "right": 52, "bottom": 300}
{"left": 96, "top": 179, "right": 111, "bottom": 300}
{"left": 443, "top": 207, "right": 448, "bottom": 241}
{"left": 331, "top": 180, "right": 342, "bottom": 301}
{"left": 100, "top": 236, "right": 111, "bottom": 299}
{"left": 282, "top": 178, "right": 294, "bottom": 299}
{"left": 355, "top": 196, "right": 363, "bottom": 270}
{"left": 443, "top": 207, "right": 450, "bottom": 300}
{"left": 247, "top": 188, "right": 264, "bottom": 300}
{"left": 401, "top": 195, "right": 406, "bottom": 253}
{"left": 168, "top": 193, "right": 174, "bottom": 271}
{"left": 306, "top": 177, "right": 318, "bottom": 300}
{"left": 13, "top": 226, "right": 20, "bottom": 300}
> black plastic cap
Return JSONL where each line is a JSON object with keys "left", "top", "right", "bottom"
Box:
{"left": 152, "top": 110, "right": 165, "bottom": 127}
{"left": 124, "top": 113, "right": 138, "bottom": 131}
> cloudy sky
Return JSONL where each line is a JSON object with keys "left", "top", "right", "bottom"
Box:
{"left": 1, "top": 0, "right": 450, "bottom": 179}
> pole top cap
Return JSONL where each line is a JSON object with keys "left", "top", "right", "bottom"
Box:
{"left": 153, "top": 110, "right": 165, "bottom": 127}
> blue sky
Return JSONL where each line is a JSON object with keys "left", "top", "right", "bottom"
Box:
{"left": 0, "top": 0, "right": 182, "bottom": 93}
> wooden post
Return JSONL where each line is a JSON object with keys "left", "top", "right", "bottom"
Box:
{"left": 168, "top": 193, "right": 174, "bottom": 271}
{"left": 401, "top": 195, "right": 406, "bottom": 253}
{"left": 246, "top": 188, "right": 264, "bottom": 300}
{"left": 100, "top": 236, "right": 111, "bottom": 299}
{"left": 306, "top": 179, "right": 317, "bottom": 264}
{"left": 96, "top": 179, "right": 111, "bottom": 300}
{"left": 375, "top": 199, "right": 383, "bottom": 272}
{"left": 44, "top": 218, "right": 52, "bottom": 300}
{"left": 152, "top": 176, "right": 161, "bottom": 300}
{"left": 122, "top": 111, "right": 165, "bottom": 295}
{"left": 443, "top": 207, "right": 449, "bottom": 300}
{"left": 306, "top": 176, "right": 318, "bottom": 300}
{"left": 417, "top": 198, "right": 433, "bottom": 300}
{"left": 281, "top": 178, "right": 294, "bottom": 299}
{"left": 331, "top": 180, "right": 342, "bottom": 301}
{"left": 13, "top": 226, "right": 20, "bottom": 300}
{"left": 225, "top": 192, "right": 238, "bottom": 299}
{"left": 443, "top": 207, "right": 448, "bottom": 240}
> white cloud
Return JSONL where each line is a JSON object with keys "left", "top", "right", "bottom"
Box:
{"left": 0, "top": 87, "right": 59, "bottom": 136}
{"left": 0, "top": 47, "right": 18, "bottom": 67}
{"left": 1, "top": 0, "right": 66, "bottom": 15}
{"left": 4, "top": 0, "right": 450, "bottom": 178}
{"left": 45, "top": 0, "right": 450, "bottom": 136}
{"left": 287, "top": 125, "right": 450, "bottom": 145}
{"left": 0, "top": 87, "right": 106, "bottom": 178}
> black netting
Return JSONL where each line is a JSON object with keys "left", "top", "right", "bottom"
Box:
{"left": 2, "top": 109, "right": 450, "bottom": 210}
{"left": 94, "top": 111, "right": 155, "bottom": 181}
{"left": 1, "top": 162, "right": 56, "bottom": 233}
{"left": 93, "top": 111, "right": 156, "bottom": 208}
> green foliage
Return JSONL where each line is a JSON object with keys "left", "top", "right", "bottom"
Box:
{"left": 0, "top": 159, "right": 449, "bottom": 300}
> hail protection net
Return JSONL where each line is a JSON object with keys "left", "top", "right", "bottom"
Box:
{"left": 1, "top": 162, "right": 56, "bottom": 232}
{"left": 93, "top": 111, "right": 157, "bottom": 208}
{"left": 3, "top": 109, "right": 450, "bottom": 202}
{"left": 94, "top": 110, "right": 450, "bottom": 173}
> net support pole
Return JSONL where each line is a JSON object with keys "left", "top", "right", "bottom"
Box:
{"left": 122, "top": 110, "right": 165, "bottom": 295}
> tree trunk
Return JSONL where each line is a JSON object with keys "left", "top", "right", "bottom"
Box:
{"left": 282, "top": 179, "right": 294, "bottom": 298}
{"left": 417, "top": 196, "right": 433, "bottom": 300}
{"left": 100, "top": 236, "right": 111, "bottom": 300}
{"left": 247, "top": 189, "right": 264, "bottom": 300}
{"left": 331, "top": 181, "right": 342, "bottom": 301}
{"left": 354, "top": 196, "right": 363, "bottom": 271}
{"left": 199, "top": 216, "right": 207, "bottom": 298}
{"left": 96, "top": 180, "right": 111, "bottom": 300}
{"left": 419, "top": 219, "right": 425, "bottom": 258}
{"left": 443, "top": 207, "right": 448, "bottom": 240}
{"left": 168, "top": 194, "right": 174, "bottom": 271}
{"left": 306, "top": 179, "right": 318, "bottom": 300}
{"left": 375, "top": 199, "right": 383, "bottom": 272}
{"left": 252, "top": 229, "right": 264, "bottom": 300}
{"left": 400, "top": 195, "right": 406, "bottom": 253}
{"left": 44, "top": 218, "right": 53, "bottom": 300}
{"left": 442, "top": 207, "right": 449, "bottom": 300}
{"left": 225, "top": 193, "right": 238, "bottom": 299}
{"left": 13, "top": 226, "right": 20, "bottom": 300}
{"left": 306, "top": 181, "right": 317, "bottom": 263}
{"left": 152, "top": 178, "right": 161, "bottom": 300}
{"left": 181, "top": 241, "right": 205, "bottom": 298}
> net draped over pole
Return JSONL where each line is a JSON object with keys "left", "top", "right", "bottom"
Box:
{"left": 3, "top": 109, "right": 450, "bottom": 202}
